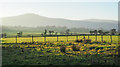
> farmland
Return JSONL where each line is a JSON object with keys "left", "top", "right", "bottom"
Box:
{"left": 1, "top": 35, "right": 118, "bottom": 43}
{"left": 1, "top": 35, "right": 120, "bottom": 66}
{"left": 1, "top": 2, "right": 119, "bottom": 66}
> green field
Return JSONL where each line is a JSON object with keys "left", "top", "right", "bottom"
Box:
{"left": 2, "top": 42, "right": 119, "bottom": 65}
{"left": 1, "top": 35, "right": 118, "bottom": 43}
{"left": 1, "top": 35, "right": 120, "bottom": 66}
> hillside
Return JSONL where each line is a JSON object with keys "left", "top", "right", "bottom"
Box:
{"left": 1, "top": 13, "right": 118, "bottom": 30}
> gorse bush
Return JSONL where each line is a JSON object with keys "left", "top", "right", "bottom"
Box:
{"left": 60, "top": 45, "right": 66, "bottom": 53}
{"left": 72, "top": 44, "right": 80, "bottom": 51}
{"left": 75, "top": 39, "right": 83, "bottom": 43}
{"left": 84, "top": 39, "right": 91, "bottom": 44}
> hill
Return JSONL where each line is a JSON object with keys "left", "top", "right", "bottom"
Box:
{"left": 1, "top": 13, "right": 118, "bottom": 30}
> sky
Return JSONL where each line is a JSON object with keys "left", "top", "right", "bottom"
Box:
{"left": 0, "top": 0, "right": 119, "bottom": 20}
{"left": 0, "top": 0, "right": 119, "bottom": 2}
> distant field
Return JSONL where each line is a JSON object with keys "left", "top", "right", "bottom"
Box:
{"left": 1, "top": 35, "right": 118, "bottom": 43}
{"left": 2, "top": 32, "right": 42, "bottom": 36}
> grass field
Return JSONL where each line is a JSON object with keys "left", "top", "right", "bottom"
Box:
{"left": 1, "top": 35, "right": 120, "bottom": 65}
{"left": 2, "top": 42, "right": 119, "bottom": 65}
{"left": 1, "top": 35, "right": 118, "bottom": 43}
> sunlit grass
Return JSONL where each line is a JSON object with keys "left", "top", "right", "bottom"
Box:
{"left": 2, "top": 39, "right": 118, "bottom": 65}
{"left": 1, "top": 35, "right": 118, "bottom": 43}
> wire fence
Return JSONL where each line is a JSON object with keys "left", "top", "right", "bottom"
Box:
{"left": 1, "top": 35, "right": 118, "bottom": 44}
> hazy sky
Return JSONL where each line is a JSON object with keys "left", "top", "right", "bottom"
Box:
{"left": 0, "top": 1, "right": 118, "bottom": 20}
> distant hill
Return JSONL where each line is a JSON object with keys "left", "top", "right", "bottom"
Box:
{"left": 1, "top": 13, "right": 118, "bottom": 30}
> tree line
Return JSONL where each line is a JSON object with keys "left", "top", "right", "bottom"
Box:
{"left": 90, "top": 29, "right": 117, "bottom": 35}
{"left": 1, "top": 28, "right": 118, "bottom": 38}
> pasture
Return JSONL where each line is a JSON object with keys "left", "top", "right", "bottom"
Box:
{"left": 1, "top": 35, "right": 118, "bottom": 43}
{"left": 2, "top": 42, "right": 119, "bottom": 65}
{"left": 1, "top": 35, "right": 119, "bottom": 65}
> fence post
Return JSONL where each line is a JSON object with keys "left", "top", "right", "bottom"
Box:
{"left": 16, "top": 36, "right": 17, "bottom": 44}
{"left": 101, "top": 35, "right": 103, "bottom": 42}
{"left": 32, "top": 35, "right": 33, "bottom": 42}
{"left": 76, "top": 35, "right": 78, "bottom": 40}
{"left": 66, "top": 35, "right": 68, "bottom": 42}
{"left": 44, "top": 35, "right": 46, "bottom": 42}
{"left": 83, "top": 35, "right": 85, "bottom": 41}
{"left": 95, "top": 34, "right": 97, "bottom": 42}
{"left": 57, "top": 35, "right": 58, "bottom": 42}
{"left": 88, "top": 35, "right": 89, "bottom": 39}
{"left": 110, "top": 35, "right": 112, "bottom": 43}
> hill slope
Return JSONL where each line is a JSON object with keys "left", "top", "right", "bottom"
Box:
{"left": 1, "top": 13, "right": 118, "bottom": 30}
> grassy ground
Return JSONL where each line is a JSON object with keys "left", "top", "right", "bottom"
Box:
{"left": 1, "top": 35, "right": 118, "bottom": 43}
{"left": 2, "top": 41, "right": 119, "bottom": 65}
{"left": 1, "top": 35, "right": 119, "bottom": 66}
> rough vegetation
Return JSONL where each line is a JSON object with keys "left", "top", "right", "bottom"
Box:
{"left": 1, "top": 35, "right": 119, "bottom": 66}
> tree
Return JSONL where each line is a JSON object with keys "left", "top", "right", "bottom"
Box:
{"left": 20, "top": 32, "right": 22, "bottom": 36}
{"left": 66, "top": 29, "right": 70, "bottom": 35}
{"left": 94, "top": 30, "right": 97, "bottom": 35}
{"left": 55, "top": 32, "right": 57, "bottom": 35}
{"left": 98, "top": 30, "right": 104, "bottom": 42}
{"left": 51, "top": 31, "right": 54, "bottom": 35}
{"left": 103, "top": 31, "right": 109, "bottom": 35}
{"left": 98, "top": 30, "right": 103, "bottom": 35}
{"left": 90, "top": 31, "right": 94, "bottom": 35}
{"left": 94, "top": 30, "right": 97, "bottom": 42}
{"left": 2, "top": 33, "right": 7, "bottom": 38}
{"left": 41, "top": 33, "right": 43, "bottom": 36}
{"left": 110, "top": 29, "right": 116, "bottom": 43}
{"left": 44, "top": 29, "right": 47, "bottom": 35}
{"left": 17, "top": 32, "right": 20, "bottom": 37}
{"left": 49, "top": 31, "right": 52, "bottom": 35}
{"left": 111, "top": 29, "right": 116, "bottom": 35}
{"left": 90, "top": 31, "right": 93, "bottom": 35}
{"left": 17, "top": 32, "right": 22, "bottom": 37}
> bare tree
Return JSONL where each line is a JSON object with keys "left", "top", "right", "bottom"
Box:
{"left": 2, "top": 33, "right": 7, "bottom": 38}
{"left": 55, "top": 32, "right": 57, "bottom": 35}
{"left": 98, "top": 30, "right": 104, "bottom": 42}
{"left": 49, "top": 31, "right": 52, "bottom": 35}
{"left": 90, "top": 31, "right": 94, "bottom": 35}
{"left": 66, "top": 29, "right": 70, "bottom": 35}
{"left": 98, "top": 30, "right": 103, "bottom": 35}
{"left": 110, "top": 29, "right": 116, "bottom": 43}
{"left": 111, "top": 29, "right": 116, "bottom": 35}
{"left": 17, "top": 32, "right": 22, "bottom": 37}
{"left": 51, "top": 31, "right": 54, "bottom": 35}
{"left": 44, "top": 29, "right": 47, "bottom": 35}
{"left": 41, "top": 33, "right": 43, "bottom": 36}
{"left": 94, "top": 30, "right": 97, "bottom": 35}
{"left": 103, "top": 31, "right": 109, "bottom": 35}
{"left": 94, "top": 30, "right": 97, "bottom": 42}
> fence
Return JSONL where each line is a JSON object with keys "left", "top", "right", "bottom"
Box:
{"left": 1, "top": 34, "right": 118, "bottom": 44}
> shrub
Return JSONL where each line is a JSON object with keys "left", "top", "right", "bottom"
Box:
{"left": 92, "top": 41, "right": 101, "bottom": 44}
{"left": 60, "top": 45, "right": 66, "bottom": 53}
{"left": 75, "top": 39, "right": 83, "bottom": 43}
{"left": 89, "top": 47, "right": 95, "bottom": 50}
{"left": 72, "top": 44, "right": 80, "bottom": 51}
{"left": 84, "top": 39, "right": 91, "bottom": 44}
{"left": 102, "top": 41, "right": 107, "bottom": 43}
